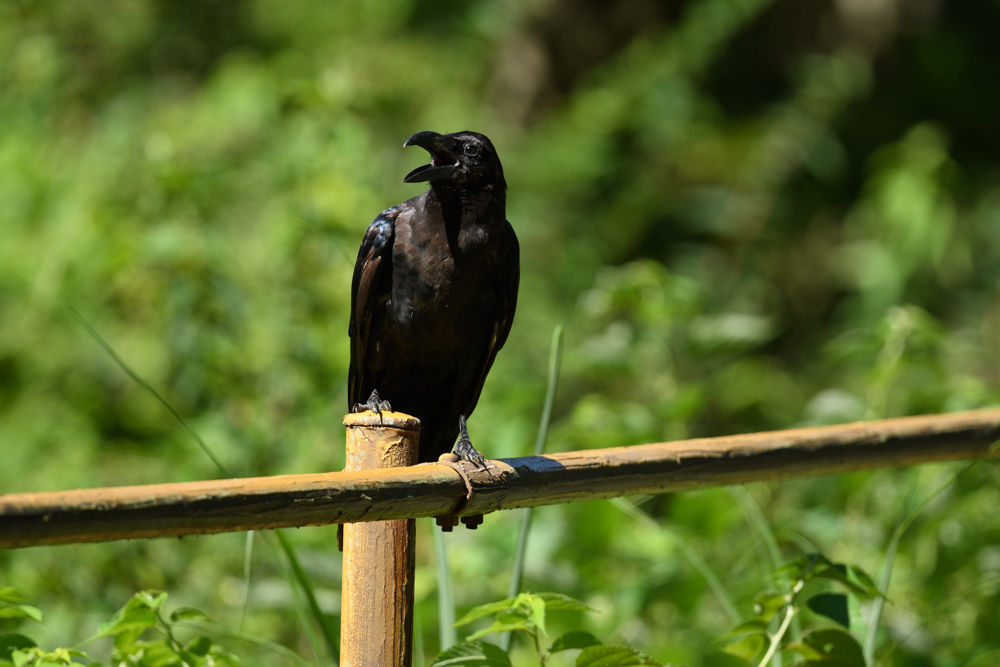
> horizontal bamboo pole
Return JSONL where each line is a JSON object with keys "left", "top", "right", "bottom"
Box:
{"left": 2, "top": 409, "right": 999, "bottom": 549}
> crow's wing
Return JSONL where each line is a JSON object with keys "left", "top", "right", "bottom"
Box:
{"left": 464, "top": 221, "right": 520, "bottom": 416}
{"left": 348, "top": 207, "right": 397, "bottom": 410}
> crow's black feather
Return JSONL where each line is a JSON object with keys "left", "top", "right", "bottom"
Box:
{"left": 348, "top": 131, "right": 519, "bottom": 464}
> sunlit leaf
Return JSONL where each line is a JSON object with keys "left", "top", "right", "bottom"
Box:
{"left": 797, "top": 629, "right": 866, "bottom": 666}
{"left": 133, "top": 591, "right": 168, "bottom": 612}
{"left": 429, "top": 640, "right": 512, "bottom": 666}
{"left": 466, "top": 618, "right": 531, "bottom": 641}
{"left": 527, "top": 595, "right": 546, "bottom": 636}
{"left": 114, "top": 639, "right": 176, "bottom": 667}
{"left": 718, "top": 620, "right": 769, "bottom": 642}
{"left": 0, "top": 591, "right": 29, "bottom": 606}
{"left": 184, "top": 635, "right": 212, "bottom": 657}
{"left": 454, "top": 599, "right": 520, "bottom": 627}
{"left": 576, "top": 644, "right": 662, "bottom": 666}
{"left": 537, "top": 592, "right": 595, "bottom": 612}
{"left": 846, "top": 565, "right": 882, "bottom": 600}
{"left": 170, "top": 607, "right": 213, "bottom": 624}
{"left": 721, "top": 634, "right": 766, "bottom": 663}
{"left": 701, "top": 651, "right": 753, "bottom": 667}
{"left": 811, "top": 563, "right": 874, "bottom": 599}
{"left": 91, "top": 593, "right": 162, "bottom": 643}
{"left": 0, "top": 606, "right": 41, "bottom": 623}
{"left": 92, "top": 605, "right": 156, "bottom": 639}
{"left": 783, "top": 640, "right": 826, "bottom": 661}
{"left": 550, "top": 631, "right": 602, "bottom": 653}
{"left": 753, "top": 592, "right": 788, "bottom": 621}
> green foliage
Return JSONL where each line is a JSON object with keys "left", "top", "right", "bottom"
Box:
{"left": 718, "top": 554, "right": 880, "bottom": 667}
{"left": 0, "top": 589, "right": 42, "bottom": 625}
{"left": 433, "top": 592, "right": 662, "bottom": 667}
{"left": 433, "top": 560, "right": 880, "bottom": 667}
{"left": 3, "top": 0, "right": 1000, "bottom": 665}
{"left": 0, "top": 590, "right": 248, "bottom": 667}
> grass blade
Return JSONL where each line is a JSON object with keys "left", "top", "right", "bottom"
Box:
{"left": 68, "top": 304, "right": 229, "bottom": 475}
{"left": 499, "top": 325, "right": 564, "bottom": 652}
{"left": 874, "top": 573, "right": 1000, "bottom": 663}
{"left": 70, "top": 304, "right": 337, "bottom": 664}
{"left": 435, "top": 527, "right": 457, "bottom": 650}
{"left": 867, "top": 441, "right": 999, "bottom": 665}
{"left": 179, "top": 621, "right": 315, "bottom": 667}
{"left": 611, "top": 497, "right": 741, "bottom": 624}
{"left": 510, "top": 326, "right": 564, "bottom": 591}
{"left": 273, "top": 529, "right": 339, "bottom": 664}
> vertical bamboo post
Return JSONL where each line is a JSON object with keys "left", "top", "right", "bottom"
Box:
{"left": 340, "top": 411, "right": 421, "bottom": 667}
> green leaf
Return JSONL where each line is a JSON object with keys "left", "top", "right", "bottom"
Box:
{"left": 428, "top": 640, "right": 512, "bottom": 666}
{"left": 0, "top": 591, "right": 29, "bottom": 606}
{"left": 0, "top": 607, "right": 41, "bottom": 624}
{"left": 0, "top": 588, "right": 42, "bottom": 625}
{"left": 550, "top": 631, "right": 602, "bottom": 653}
{"left": 795, "top": 629, "right": 867, "bottom": 666}
{"left": 721, "top": 633, "right": 765, "bottom": 663}
{"left": 576, "top": 644, "right": 662, "bottom": 666}
{"left": 466, "top": 617, "right": 532, "bottom": 641}
{"left": 718, "top": 620, "right": 769, "bottom": 642}
{"left": 113, "top": 639, "right": 176, "bottom": 667}
{"left": 184, "top": 635, "right": 212, "bottom": 657}
{"left": 775, "top": 554, "right": 820, "bottom": 583}
{"left": 91, "top": 597, "right": 158, "bottom": 642}
{"left": 537, "top": 592, "right": 595, "bottom": 612}
{"left": 807, "top": 559, "right": 879, "bottom": 599}
{"left": 701, "top": 651, "right": 753, "bottom": 667}
{"left": 495, "top": 610, "right": 528, "bottom": 626}
{"left": 133, "top": 590, "right": 169, "bottom": 613}
{"left": 752, "top": 592, "right": 788, "bottom": 621}
{"left": 783, "top": 640, "right": 827, "bottom": 661}
{"left": 454, "top": 599, "right": 520, "bottom": 628}
{"left": 0, "top": 635, "right": 36, "bottom": 662}
{"left": 807, "top": 593, "right": 850, "bottom": 628}
{"left": 90, "top": 592, "right": 169, "bottom": 650}
{"left": 846, "top": 565, "right": 882, "bottom": 600}
{"left": 8, "top": 647, "right": 88, "bottom": 667}
{"left": 456, "top": 592, "right": 585, "bottom": 637}
{"left": 170, "top": 607, "right": 213, "bottom": 624}
{"left": 205, "top": 647, "right": 241, "bottom": 666}
{"left": 527, "top": 595, "right": 546, "bottom": 636}
{"left": 717, "top": 622, "right": 768, "bottom": 662}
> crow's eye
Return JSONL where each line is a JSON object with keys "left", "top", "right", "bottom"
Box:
{"left": 463, "top": 144, "right": 481, "bottom": 157}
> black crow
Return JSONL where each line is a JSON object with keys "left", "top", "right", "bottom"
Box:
{"left": 348, "top": 131, "right": 519, "bottom": 465}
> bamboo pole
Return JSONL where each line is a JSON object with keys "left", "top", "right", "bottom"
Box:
{"left": 2, "top": 409, "right": 999, "bottom": 549}
{"left": 340, "top": 411, "right": 419, "bottom": 667}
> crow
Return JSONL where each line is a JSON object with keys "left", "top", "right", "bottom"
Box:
{"left": 348, "top": 131, "right": 519, "bottom": 465}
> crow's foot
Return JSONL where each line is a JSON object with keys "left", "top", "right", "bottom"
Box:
{"left": 453, "top": 414, "right": 486, "bottom": 468}
{"left": 352, "top": 389, "right": 392, "bottom": 415}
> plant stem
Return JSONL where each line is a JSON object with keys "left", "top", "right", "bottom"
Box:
{"left": 757, "top": 602, "right": 795, "bottom": 667}
{"left": 531, "top": 629, "right": 545, "bottom": 667}
{"left": 757, "top": 577, "right": 804, "bottom": 667}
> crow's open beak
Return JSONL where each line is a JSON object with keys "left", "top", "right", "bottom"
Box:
{"left": 403, "top": 131, "right": 460, "bottom": 183}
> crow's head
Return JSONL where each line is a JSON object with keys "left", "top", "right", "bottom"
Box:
{"left": 403, "top": 131, "right": 505, "bottom": 191}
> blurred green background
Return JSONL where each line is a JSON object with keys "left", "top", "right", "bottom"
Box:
{"left": 2, "top": 0, "right": 999, "bottom": 664}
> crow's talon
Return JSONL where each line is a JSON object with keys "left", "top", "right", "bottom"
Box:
{"left": 352, "top": 389, "right": 392, "bottom": 415}
{"left": 453, "top": 437, "right": 487, "bottom": 468}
